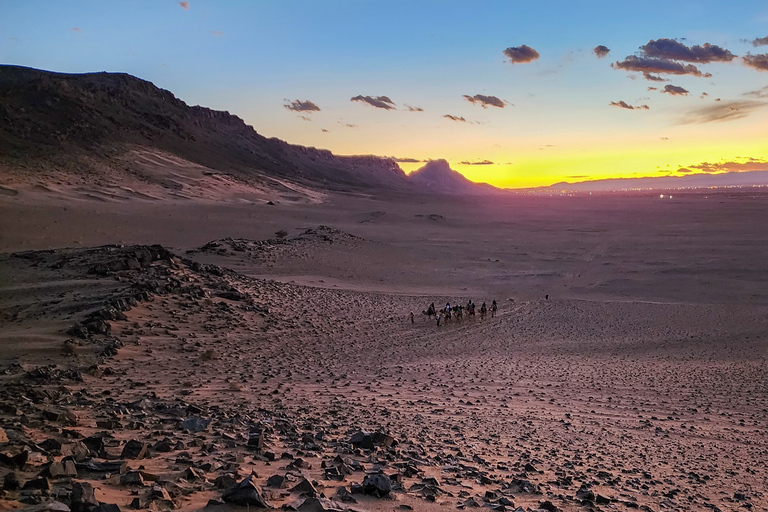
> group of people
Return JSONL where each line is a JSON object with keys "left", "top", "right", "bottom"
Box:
{"left": 415, "top": 299, "right": 497, "bottom": 326}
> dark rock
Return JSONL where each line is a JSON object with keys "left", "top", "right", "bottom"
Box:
{"left": 76, "top": 459, "right": 127, "bottom": 475}
{"left": 361, "top": 473, "right": 391, "bottom": 497}
{"left": 575, "top": 486, "right": 595, "bottom": 502}
{"left": 120, "top": 471, "right": 145, "bottom": 486}
{"left": 23, "top": 477, "right": 51, "bottom": 491}
{"left": 181, "top": 417, "right": 211, "bottom": 433}
{"left": 120, "top": 440, "right": 148, "bottom": 460}
{"left": 82, "top": 436, "right": 106, "bottom": 458}
{"left": 184, "top": 467, "right": 205, "bottom": 481}
{"left": 247, "top": 429, "right": 264, "bottom": 452}
{"left": 595, "top": 494, "right": 611, "bottom": 505}
{"left": 46, "top": 460, "right": 77, "bottom": 478}
{"left": 265, "top": 474, "right": 286, "bottom": 488}
{"left": 349, "top": 430, "right": 374, "bottom": 450}
{"left": 296, "top": 497, "right": 347, "bottom": 511}
{"left": 290, "top": 478, "right": 317, "bottom": 496}
{"left": 214, "top": 473, "right": 238, "bottom": 490}
{"left": 221, "top": 475, "right": 271, "bottom": 507}
{"left": 38, "top": 438, "right": 63, "bottom": 453}
{"left": 16, "top": 502, "right": 71, "bottom": 512}
{"left": 538, "top": 501, "right": 559, "bottom": 512}
{"left": 92, "top": 505, "right": 121, "bottom": 512}
{"left": 3, "top": 470, "right": 20, "bottom": 490}
{"left": 71, "top": 482, "right": 98, "bottom": 512}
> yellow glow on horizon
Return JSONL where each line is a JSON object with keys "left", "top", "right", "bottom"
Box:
{"left": 399, "top": 139, "right": 768, "bottom": 189}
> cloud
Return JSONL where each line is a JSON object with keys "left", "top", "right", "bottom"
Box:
{"left": 752, "top": 36, "right": 768, "bottom": 47}
{"left": 210, "top": 31, "right": 224, "bottom": 37}
{"left": 678, "top": 157, "right": 768, "bottom": 173}
{"left": 459, "top": 160, "right": 494, "bottom": 165}
{"left": 648, "top": 86, "right": 658, "bottom": 91}
{"left": 71, "top": 27, "right": 82, "bottom": 32}
{"left": 743, "top": 53, "right": 768, "bottom": 71}
{"left": 594, "top": 45, "right": 610, "bottom": 58}
{"left": 745, "top": 85, "right": 768, "bottom": 98}
{"left": 640, "top": 38, "right": 736, "bottom": 63}
{"left": 321, "top": 129, "right": 329, "bottom": 133}
{"left": 679, "top": 100, "right": 766, "bottom": 123}
{"left": 179, "top": 1, "right": 189, "bottom": 9}
{"left": 463, "top": 94, "right": 506, "bottom": 108}
{"left": 662, "top": 84, "right": 689, "bottom": 96}
{"left": 404, "top": 105, "right": 423, "bottom": 112}
{"left": 392, "top": 157, "right": 423, "bottom": 163}
{"left": 643, "top": 72, "right": 666, "bottom": 82}
{"left": 610, "top": 100, "right": 649, "bottom": 110}
{"left": 503, "top": 45, "right": 540, "bottom": 64}
{"left": 284, "top": 99, "right": 321, "bottom": 112}
{"left": 443, "top": 114, "right": 467, "bottom": 122}
{"left": 351, "top": 95, "right": 395, "bottom": 110}
{"left": 612, "top": 56, "right": 709, "bottom": 78}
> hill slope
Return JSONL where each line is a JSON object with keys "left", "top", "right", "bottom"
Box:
{"left": 408, "top": 159, "right": 501, "bottom": 195}
{"left": 0, "top": 65, "right": 412, "bottom": 194}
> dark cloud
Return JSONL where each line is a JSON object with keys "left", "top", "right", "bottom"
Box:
{"left": 503, "top": 45, "right": 540, "bottom": 64}
{"left": 350, "top": 95, "right": 396, "bottom": 110}
{"left": 284, "top": 99, "right": 320, "bottom": 112}
{"left": 593, "top": 45, "right": 610, "bottom": 58}
{"left": 648, "top": 87, "right": 658, "bottom": 91}
{"left": 463, "top": 94, "right": 506, "bottom": 108}
{"left": 459, "top": 160, "right": 494, "bottom": 165}
{"left": 210, "top": 31, "right": 224, "bottom": 37}
{"left": 321, "top": 129, "right": 329, "bottom": 133}
{"left": 743, "top": 53, "right": 768, "bottom": 71}
{"left": 662, "top": 84, "right": 689, "bottom": 96}
{"left": 679, "top": 100, "right": 766, "bottom": 123}
{"left": 179, "top": 1, "right": 189, "bottom": 9}
{"left": 405, "top": 105, "right": 423, "bottom": 112}
{"left": 643, "top": 72, "right": 666, "bottom": 82}
{"left": 443, "top": 114, "right": 467, "bottom": 122}
{"left": 752, "top": 36, "right": 768, "bottom": 47}
{"left": 640, "top": 38, "right": 736, "bottom": 63}
{"left": 612, "top": 56, "right": 709, "bottom": 77}
{"left": 610, "top": 100, "right": 649, "bottom": 110}
{"left": 679, "top": 158, "right": 768, "bottom": 173}
{"left": 392, "top": 157, "right": 423, "bottom": 163}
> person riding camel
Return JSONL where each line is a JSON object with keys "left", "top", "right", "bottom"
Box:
{"left": 480, "top": 301, "right": 487, "bottom": 319}
{"left": 491, "top": 299, "right": 497, "bottom": 317}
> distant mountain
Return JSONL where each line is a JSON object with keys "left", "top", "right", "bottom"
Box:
{"left": 408, "top": 160, "right": 501, "bottom": 195}
{"left": 0, "top": 65, "right": 413, "bottom": 193}
{"left": 545, "top": 170, "right": 768, "bottom": 192}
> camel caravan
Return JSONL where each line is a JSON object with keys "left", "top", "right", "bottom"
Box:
{"left": 420, "top": 299, "right": 497, "bottom": 326}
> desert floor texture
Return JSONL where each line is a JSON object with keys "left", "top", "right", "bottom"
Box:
{"left": 1, "top": 185, "right": 767, "bottom": 512}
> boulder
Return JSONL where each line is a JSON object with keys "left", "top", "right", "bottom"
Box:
{"left": 361, "top": 473, "right": 391, "bottom": 497}
{"left": 120, "top": 440, "right": 148, "bottom": 460}
{"left": 71, "top": 482, "right": 99, "bottom": 512}
{"left": 221, "top": 475, "right": 271, "bottom": 507}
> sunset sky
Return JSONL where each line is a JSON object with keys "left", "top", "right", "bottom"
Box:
{"left": 2, "top": 0, "right": 767, "bottom": 188}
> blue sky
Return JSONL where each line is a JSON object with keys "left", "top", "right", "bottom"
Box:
{"left": 2, "top": 0, "right": 767, "bottom": 187}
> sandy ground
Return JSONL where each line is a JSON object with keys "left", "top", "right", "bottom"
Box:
{"left": 1, "top": 183, "right": 768, "bottom": 512}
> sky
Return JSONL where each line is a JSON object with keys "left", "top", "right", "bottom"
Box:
{"left": 1, "top": 0, "right": 767, "bottom": 188}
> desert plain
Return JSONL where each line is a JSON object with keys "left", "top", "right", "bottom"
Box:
{"left": 1, "top": 177, "right": 767, "bottom": 512}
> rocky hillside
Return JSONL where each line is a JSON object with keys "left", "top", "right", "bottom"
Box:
{"left": 0, "top": 65, "right": 412, "bottom": 193}
{"left": 408, "top": 159, "right": 501, "bottom": 195}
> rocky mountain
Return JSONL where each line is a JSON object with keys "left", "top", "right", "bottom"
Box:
{"left": 407, "top": 159, "right": 501, "bottom": 195}
{"left": 0, "top": 65, "right": 414, "bottom": 193}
